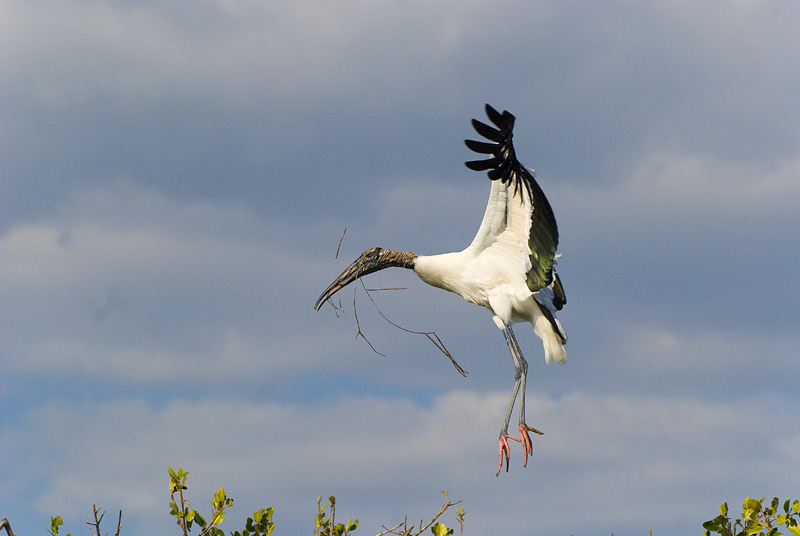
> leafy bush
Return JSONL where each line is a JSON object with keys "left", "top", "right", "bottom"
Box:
{"left": 703, "top": 497, "right": 800, "bottom": 536}
{"left": 9, "top": 468, "right": 795, "bottom": 536}
{"left": 33, "top": 467, "right": 463, "bottom": 536}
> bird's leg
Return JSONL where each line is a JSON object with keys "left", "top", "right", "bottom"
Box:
{"left": 497, "top": 357, "right": 521, "bottom": 476}
{"left": 508, "top": 325, "right": 530, "bottom": 464}
{"left": 496, "top": 323, "right": 541, "bottom": 475}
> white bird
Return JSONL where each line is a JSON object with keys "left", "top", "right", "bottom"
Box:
{"left": 315, "top": 104, "right": 567, "bottom": 475}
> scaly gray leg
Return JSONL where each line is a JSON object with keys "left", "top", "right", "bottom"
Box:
{"left": 497, "top": 323, "right": 541, "bottom": 475}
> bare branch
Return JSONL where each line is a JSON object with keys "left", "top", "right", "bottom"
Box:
{"left": 1, "top": 518, "right": 15, "bottom": 536}
{"left": 317, "top": 229, "right": 349, "bottom": 317}
{"left": 87, "top": 505, "right": 104, "bottom": 536}
{"left": 362, "top": 285, "right": 468, "bottom": 377}
{"left": 177, "top": 486, "right": 190, "bottom": 536}
{"left": 370, "top": 493, "right": 462, "bottom": 536}
{"left": 114, "top": 510, "right": 122, "bottom": 536}
{"left": 335, "top": 228, "right": 347, "bottom": 260}
{"left": 413, "top": 492, "right": 462, "bottom": 536}
{"left": 373, "top": 521, "right": 405, "bottom": 536}
{"left": 353, "top": 279, "right": 386, "bottom": 357}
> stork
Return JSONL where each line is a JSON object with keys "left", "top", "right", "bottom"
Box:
{"left": 315, "top": 104, "right": 567, "bottom": 475}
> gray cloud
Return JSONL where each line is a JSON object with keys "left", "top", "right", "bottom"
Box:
{"left": 2, "top": 1, "right": 799, "bottom": 535}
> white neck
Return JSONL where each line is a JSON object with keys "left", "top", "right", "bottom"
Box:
{"left": 413, "top": 251, "right": 484, "bottom": 305}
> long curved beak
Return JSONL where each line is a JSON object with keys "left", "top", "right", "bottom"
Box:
{"left": 314, "top": 259, "right": 366, "bottom": 311}
{"left": 314, "top": 247, "right": 415, "bottom": 311}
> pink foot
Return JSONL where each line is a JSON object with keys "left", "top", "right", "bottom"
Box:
{"left": 497, "top": 434, "right": 521, "bottom": 476}
{"left": 519, "top": 424, "right": 544, "bottom": 467}
{"left": 496, "top": 425, "right": 544, "bottom": 476}
{"left": 519, "top": 424, "right": 533, "bottom": 466}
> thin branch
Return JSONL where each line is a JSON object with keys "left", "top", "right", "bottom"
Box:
{"left": 456, "top": 505, "right": 466, "bottom": 536}
{"left": 322, "top": 231, "right": 385, "bottom": 353}
{"left": 361, "top": 284, "right": 468, "bottom": 377}
{"left": 373, "top": 521, "right": 405, "bottom": 536}
{"left": 325, "top": 228, "right": 349, "bottom": 318}
{"left": 0, "top": 518, "right": 14, "bottom": 536}
{"left": 353, "top": 279, "right": 386, "bottom": 357}
{"left": 335, "top": 228, "right": 347, "bottom": 261}
{"left": 87, "top": 505, "right": 104, "bottom": 536}
{"left": 371, "top": 493, "right": 462, "bottom": 536}
{"left": 177, "top": 486, "right": 190, "bottom": 536}
{"left": 114, "top": 510, "right": 122, "bottom": 536}
{"left": 413, "top": 493, "right": 462, "bottom": 536}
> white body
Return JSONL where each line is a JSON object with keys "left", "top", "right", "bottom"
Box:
{"left": 413, "top": 179, "right": 567, "bottom": 365}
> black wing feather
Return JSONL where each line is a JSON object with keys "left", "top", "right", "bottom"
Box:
{"left": 464, "top": 140, "right": 499, "bottom": 154}
{"left": 465, "top": 158, "right": 500, "bottom": 171}
{"left": 471, "top": 119, "right": 506, "bottom": 143}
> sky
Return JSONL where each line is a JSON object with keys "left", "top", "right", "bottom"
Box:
{"left": 1, "top": 0, "right": 799, "bottom": 535}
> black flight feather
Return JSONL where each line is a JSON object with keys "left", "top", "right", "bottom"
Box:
{"left": 471, "top": 119, "right": 506, "bottom": 143}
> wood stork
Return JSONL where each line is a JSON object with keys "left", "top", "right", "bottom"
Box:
{"left": 315, "top": 104, "right": 567, "bottom": 475}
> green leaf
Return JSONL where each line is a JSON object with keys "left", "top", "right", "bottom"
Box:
{"left": 50, "top": 516, "right": 65, "bottom": 536}
{"left": 746, "top": 523, "right": 765, "bottom": 536}
{"left": 704, "top": 514, "right": 730, "bottom": 534}
{"left": 744, "top": 498, "right": 764, "bottom": 514}
{"left": 431, "top": 522, "right": 453, "bottom": 536}
{"left": 195, "top": 511, "right": 207, "bottom": 527}
{"left": 213, "top": 487, "right": 227, "bottom": 505}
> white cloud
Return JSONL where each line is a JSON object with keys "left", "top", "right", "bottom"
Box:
{"left": 0, "top": 183, "right": 355, "bottom": 385}
{"left": 558, "top": 147, "right": 800, "bottom": 243}
{"left": 4, "top": 390, "right": 797, "bottom": 535}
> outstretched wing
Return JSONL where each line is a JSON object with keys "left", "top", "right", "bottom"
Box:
{"left": 464, "top": 104, "right": 563, "bottom": 303}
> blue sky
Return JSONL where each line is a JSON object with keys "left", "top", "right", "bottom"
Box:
{"left": 2, "top": 1, "right": 799, "bottom": 534}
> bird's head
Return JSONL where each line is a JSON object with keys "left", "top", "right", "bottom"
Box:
{"left": 314, "top": 247, "right": 416, "bottom": 311}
